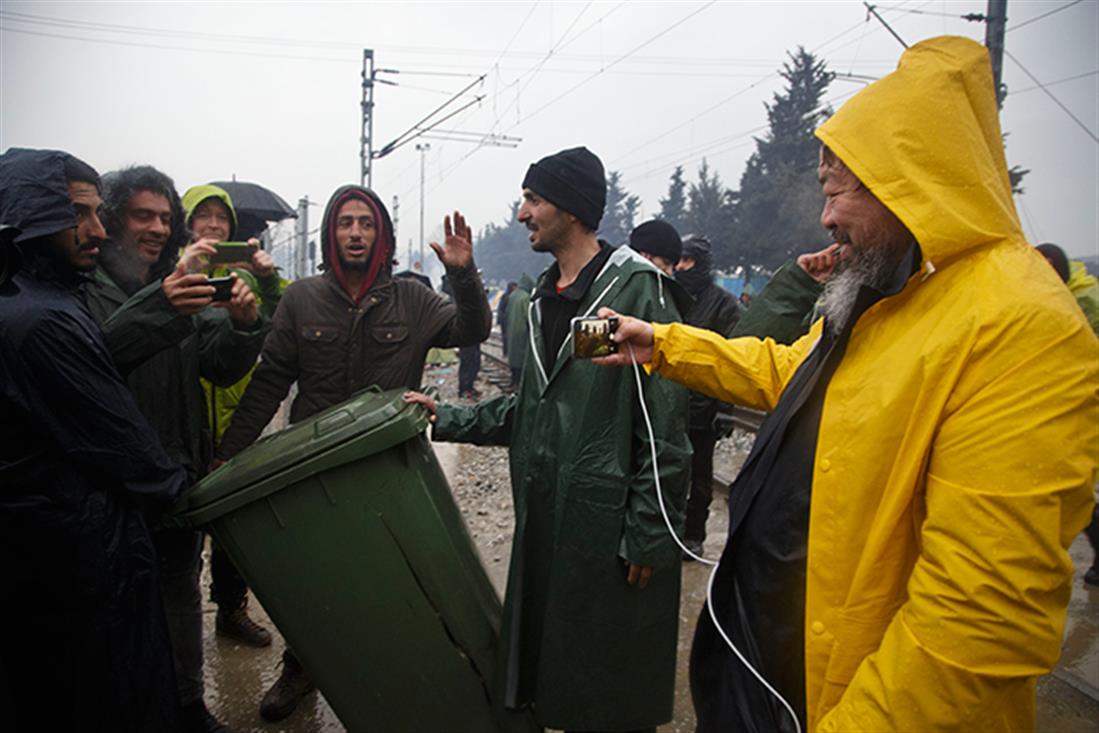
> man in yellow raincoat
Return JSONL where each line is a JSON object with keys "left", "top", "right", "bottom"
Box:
{"left": 599, "top": 36, "right": 1098, "bottom": 732}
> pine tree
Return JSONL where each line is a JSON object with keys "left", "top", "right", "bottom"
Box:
{"left": 728, "top": 47, "right": 834, "bottom": 279}
{"left": 657, "top": 165, "right": 689, "bottom": 233}
{"left": 686, "top": 160, "right": 735, "bottom": 243}
{"left": 599, "top": 171, "right": 641, "bottom": 246}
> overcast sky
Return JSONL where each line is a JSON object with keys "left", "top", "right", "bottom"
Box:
{"left": 2, "top": 0, "right": 1095, "bottom": 276}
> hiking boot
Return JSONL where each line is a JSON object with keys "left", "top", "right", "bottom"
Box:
{"left": 216, "top": 602, "right": 272, "bottom": 648}
{"left": 181, "top": 700, "right": 231, "bottom": 733}
{"left": 1085, "top": 565, "right": 1099, "bottom": 588}
{"left": 259, "top": 656, "right": 316, "bottom": 722}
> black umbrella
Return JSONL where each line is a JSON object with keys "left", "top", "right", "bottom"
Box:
{"left": 210, "top": 180, "right": 297, "bottom": 241}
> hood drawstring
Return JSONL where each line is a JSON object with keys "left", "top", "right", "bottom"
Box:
{"left": 921, "top": 259, "right": 937, "bottom": 282}
{"left": 528, "top": 299, "right": 549, "bottom": 388}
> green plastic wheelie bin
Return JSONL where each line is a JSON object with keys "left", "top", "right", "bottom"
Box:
{"left": 170, "top": 387, "right": 538, "bottom": 733}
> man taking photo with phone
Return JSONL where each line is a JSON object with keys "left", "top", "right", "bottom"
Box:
{"left": 85, "top": 165, "right": 268, "bottom": 733}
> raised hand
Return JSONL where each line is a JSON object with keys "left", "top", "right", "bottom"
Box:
{"left": 797, "top": 243, "right": 842, "bottom": 284}
{"left": 429, "top": 210, "right": 474, "bottom": 269}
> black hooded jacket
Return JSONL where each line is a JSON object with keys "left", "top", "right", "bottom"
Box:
{"left": 676, "top": 252, "right": 741, "bottom": 432}
{"left": 0, "top": 148, "right": 187, "bottom": 731}
{"left": 218, "top": 184, "right": 492, "bottom": 458}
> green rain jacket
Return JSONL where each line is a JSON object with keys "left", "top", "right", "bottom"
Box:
{"left": 181, "top": 183, "right": 290, "bottom": 444}
{"left": 504, "top": 273, "right": 534, "bottom": 371}
{"left": 434, "top": 246, "right": 691, "bottom": 731}
{"left": 733, "top": 259, "right": 822, "bottom": 343}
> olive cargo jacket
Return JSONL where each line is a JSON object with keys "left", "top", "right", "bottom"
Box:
{"left": 218, "top": 265, "right": 491, "bottom": 458}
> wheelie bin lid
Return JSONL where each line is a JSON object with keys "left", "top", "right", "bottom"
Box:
{"left": 170, "top": 386, "right": 431, "bottom": 526}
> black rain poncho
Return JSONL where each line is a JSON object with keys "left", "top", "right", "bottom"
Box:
{"left": 0, "top": 148, "right": 188, "bottom": 732}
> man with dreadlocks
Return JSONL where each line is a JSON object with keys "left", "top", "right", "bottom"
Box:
{"left": 86, "top": 165, "right": 268, "bottom": 733}
{"left": 216, "top": 183, "right": 491, "bottom": 723}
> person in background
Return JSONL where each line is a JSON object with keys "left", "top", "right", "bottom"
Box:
{"left": 629, "top": 218, "right": 681, "bottom": 276}
{"left": 505, "top": 273, "right": 534, "bottom": 387}
{"left": 0, "top": 148, "right": 188, "bottom": 732}
{"left": 670, "top": 234, "right": 740, "bottom": 558}
{"left": 498, "top": 280, "right": 517, "bottom": 357}
{"left": 1036, "top": 241, "right": 1099, "bottom": 587}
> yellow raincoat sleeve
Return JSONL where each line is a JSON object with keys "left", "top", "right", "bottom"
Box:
{"left": 818, "top": 314, "right": 1098, "bottom": 731}
{"left": 648, "top": 319, "right": 821, "bottom": 412}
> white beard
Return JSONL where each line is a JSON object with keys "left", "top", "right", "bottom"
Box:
{"left": 818, "top": 241, "right": 909, "bottom": 331}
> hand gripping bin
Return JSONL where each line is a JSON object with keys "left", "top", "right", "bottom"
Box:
{"left": 170, "top": 387, "right": 539, "bottom": 733}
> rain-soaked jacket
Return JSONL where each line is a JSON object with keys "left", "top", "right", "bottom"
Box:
{"left": 434, "top": 246, "right": 691, "bottom": 730}
{"left": 0, "top": 148, "right": 187, "bottom": 731}
{"left": 217, "top": 185, "right": 491, "bottom": 458}
{"left": 86, "top": 257, "right": 269, "bottom": 485}
{"left": 1067, "top": 260, "right": 1099, "bottom": 335}
{"left": 505, "top": 273, "right": 534, "bottom": 371}
{"left": 647, "top": 37, "right": 1099, "bottom": 731}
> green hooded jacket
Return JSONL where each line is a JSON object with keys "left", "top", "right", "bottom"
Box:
{"left": 732, "top": 258, "right": 822, "bottom": 343}
{"left": 181, "top": 183, "right": 290, "bottom": 444}
{"left": 434, "top": 245, "right": 691, "bottom": 730}
{"left": 504, "top": 273, "right": 534, "bottom": 371}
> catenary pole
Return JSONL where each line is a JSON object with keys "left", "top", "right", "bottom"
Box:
{"left": 416, "top": 143, "right": 430, "bottom": 268}
{"left": 985, "top": 0, "right": 1008, "bottom": 106}
{"left": 361, "top": 49, "right": 375, "bottom": 187}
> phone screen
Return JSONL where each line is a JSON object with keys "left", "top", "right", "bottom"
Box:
{"left": 210, "top": 242, "right": 257, "bottom": 264}
{"left": 208, "top": 276, "right": 234, "bottom": 301}
{"left": 571, "top": 316, "right": 619, "bottom": 358}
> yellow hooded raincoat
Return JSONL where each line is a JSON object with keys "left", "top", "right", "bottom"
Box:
{"left": 648, "top": 37, "right": 1098, "bottom": 731}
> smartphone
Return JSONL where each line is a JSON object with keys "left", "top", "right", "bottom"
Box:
{"left": 207, "top": 275, "right": 234, "bottom": 302}
{"left": 571, "top": 316, "right": 619, "bottom": 359}
{"left": 209, "top": 242, "right": 257, "bottom": 264}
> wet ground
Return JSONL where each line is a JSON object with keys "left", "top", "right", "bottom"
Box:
{"left": 201, "top": 362, "right": 1099, "bottom": 732}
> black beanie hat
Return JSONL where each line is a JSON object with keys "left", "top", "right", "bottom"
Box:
{"left": 629, "top": 219, "right": 682, "bottom": 263}
{"left": 521, "top": 147, "right": 606, "bottom": 230}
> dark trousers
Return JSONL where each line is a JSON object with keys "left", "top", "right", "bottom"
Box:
{"left": 153, "top": 528, "right": 204, "bottom": 706}
{"left": 458, "top": 344, "right": 482, "bottom": 393}
{"left": 684, "top": 429, "right": 718, "bottom": 543}
{"left": 210, "top": 541, "right": 249, "bottom": 609}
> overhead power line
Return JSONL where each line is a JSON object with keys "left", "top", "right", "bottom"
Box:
{"left": 423, "top": 1, "right": 716, "bottom": 194}
{"left": 515, "top": 2, "right": 717, "bottom": 127}
{"left": 1004, "top": 50, "right": 1098, "bottom": 144}
{"left": 1012, "top": 69, "right": 1099, "bottom": 95}
{"left": 1007, "top": 0, "right": 1086, "bottom": 32}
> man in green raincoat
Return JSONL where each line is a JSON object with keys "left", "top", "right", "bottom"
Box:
{"left": 407, "top": 147, "right": 691, "bottom": 732}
